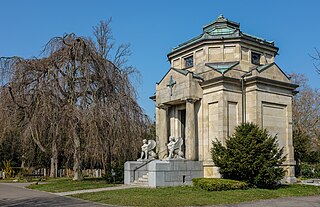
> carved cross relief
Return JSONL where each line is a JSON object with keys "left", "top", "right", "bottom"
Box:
{"left": 167, "top": 76, "right": 176, "bottom": 96}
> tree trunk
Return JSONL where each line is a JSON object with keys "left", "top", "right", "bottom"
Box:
{"left": 73, "top": 134, "right": 81, "bottom": 180}
{"left": 50, "top": 139, "right": 58, "bottom": 177}
{"left": 106, "top": 143, "right": 112, "bottom": 174}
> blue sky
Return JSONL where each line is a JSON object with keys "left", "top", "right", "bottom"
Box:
{"left": 1, "top": 0, "right": 319, "bottom": 118}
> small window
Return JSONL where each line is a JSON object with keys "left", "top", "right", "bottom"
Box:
{"left": 184, "top": 56, "right": 193, "bottom": 68}
{"left": 251, "top": 52, "right": 261, "bottom": 65}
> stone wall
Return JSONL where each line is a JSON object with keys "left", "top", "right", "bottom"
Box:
{"left": 149, "top": 160, "right": 203, "bottom": 187}
{"left": 169, "top": 42, "right": 276, "bottom": 77}
{"left": 124, "top": 160, "right": 204, "bottom": 187}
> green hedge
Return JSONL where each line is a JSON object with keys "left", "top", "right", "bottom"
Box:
{"left": 192, "top": 178, "right": 249, "bottom": 191}
{"left": 301, "top": 163, "right": 320, "bottom": 178}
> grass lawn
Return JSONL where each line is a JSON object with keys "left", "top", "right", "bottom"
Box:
{"left": 27, "top": 177, "right": 115, "bottom": 193}
{"left": 71, "top": 184, "right": 320, "bottom": 207}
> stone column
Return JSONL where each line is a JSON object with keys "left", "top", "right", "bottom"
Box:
{"left": 185, "top": 99, "right": 197, "bottom": 160}
{"left": 157, "top": 104, "right": 168, "bottom": 159}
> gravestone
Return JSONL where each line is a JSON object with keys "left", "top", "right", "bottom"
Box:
{"left": 0, "top": 171, "right": 4, "bottom": 179}
{"left": 58, "top": 169, "right": 66, "bottom": 177}
{"left": 95, "top": 169, "right": 102, "bottom": 178}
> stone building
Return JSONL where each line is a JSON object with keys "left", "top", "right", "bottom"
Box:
{"left": 152, "top": 15, "right": 298, "bottom": 182}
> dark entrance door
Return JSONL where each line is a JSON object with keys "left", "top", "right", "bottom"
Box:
{"left": 179, "top": 109, "right": 186, "bottom": 155}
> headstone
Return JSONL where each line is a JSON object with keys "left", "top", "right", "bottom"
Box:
{"left": 58, "top": 169, "right": 62, "bottom": 177}
{"left": 95, "top": 169, "right": 102, "bottom": 178}
{"left": 58, "top": 169, "right": 66, "bottom": 177}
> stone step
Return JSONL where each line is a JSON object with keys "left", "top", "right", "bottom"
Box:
{"left": 134, "top": 180, "right": 146, "bottom": 184}
{"left": 138, "top": 177, "right": 148, "bottom": 182}
{"left": 133, "top": 180, "right": 148, "bottom": 186}
{"left": 131, "top": 172, "right": 149, "bottom": 186}
{"left": 130, "top": 182, "right": 148, "bottom": 187}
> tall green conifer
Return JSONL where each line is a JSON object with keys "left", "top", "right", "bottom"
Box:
{"left": 211, "top": 123, "right": 285, "bottom": 188}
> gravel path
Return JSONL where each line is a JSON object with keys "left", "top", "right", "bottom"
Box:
{"left": 0, "top": 182, "right": 110, "bottom": 207}
{"left": 54, "top": 184, "right": 140, "bottom": 196}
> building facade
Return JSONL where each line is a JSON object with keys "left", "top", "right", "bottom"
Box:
{"left": 152, "top": 16, "right": 298, "bottom": 182}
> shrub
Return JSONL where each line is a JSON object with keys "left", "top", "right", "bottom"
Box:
{"left": 2, "top": 160, "right": 15, "bottom": 178}
{"left": 103, "top": 163, "right": 124, "bottom": 183}
{"left": 300, "top": 163, "right": 320, "bottom": 178}
{"left": 192, "top": 178, "right": 249, "bottom": 191}
{"left": 211, "top": 123, "right": 285, "bottom": 188}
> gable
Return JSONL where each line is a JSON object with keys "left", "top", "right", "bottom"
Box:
{"left": 156, "top": 68, "right": 203, "bottom": 105}
{"left": 200, "top": 61, "right": 239, "bottom": 81}
{"left": 200, "top": 69, "right": 222, "bottom": 80}
{"left": 157, "top": 68, "right": 189, "bottom": 89}
{"left": 256, "top": 63, "right": 290, "bottom": 83}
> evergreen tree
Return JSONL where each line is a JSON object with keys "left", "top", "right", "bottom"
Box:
{"left": 211, "top": 122, "right": 285, "bottom": 188}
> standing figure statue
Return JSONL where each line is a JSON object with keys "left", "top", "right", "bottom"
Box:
{"left": 167, "top": 136, "right": 184, "bottom": 159}
{"left": 138, "top": 139, "right": 157, "bottom": 161}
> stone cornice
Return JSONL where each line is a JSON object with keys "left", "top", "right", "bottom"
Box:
{"left": 245, "top": 76, "right": 299, "bottom": 91}
{"left": 200, "top": 76, "right": 241, "bottom": 89}
{"left": 200, "top": 75, "right": 299, "bottom": 93}
{"left": 167, "top": 36, "right": 279, "bottom": 61}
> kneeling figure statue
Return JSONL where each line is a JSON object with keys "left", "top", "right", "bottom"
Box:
{"left": 138, "top": 139, "right": 157, "bottom": 161}
{"left": 167, "top": 136, "right": 184, "bottom": 159}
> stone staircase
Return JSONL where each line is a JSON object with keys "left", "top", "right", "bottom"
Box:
{"left": 131, "top": 172, "right": 149, "bottom": 186}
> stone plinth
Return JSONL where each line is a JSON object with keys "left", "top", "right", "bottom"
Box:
{"left": 124, "top": 160, "right": 203, "bottom": 187}
{"left": 124, "top": 161, "right": 149, "bottom": 185}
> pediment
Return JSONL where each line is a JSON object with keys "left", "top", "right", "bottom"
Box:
{"left": 201, "top": 69, "right": 222, "bottom": 80}
{"left": 201, "top": 61, "right": 239, "bottom": 80}
{"left": 255, "top": 63, "right": 290, "bottom": 83}
{"left": 156, "top": 68, "right": 203, "bottom": 105}
{"left": 157, "top": 68, "right": 189, "bottom": 86}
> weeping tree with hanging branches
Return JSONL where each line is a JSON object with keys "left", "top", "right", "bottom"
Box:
{"left": 0, "top": 19, "right": 150, "bottom": 180}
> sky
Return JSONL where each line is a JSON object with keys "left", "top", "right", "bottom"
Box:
{"left": 1, "top": 0, "right": 319, "bottom": 119}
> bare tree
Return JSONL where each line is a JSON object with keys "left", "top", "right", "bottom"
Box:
{"left": 311, "top": 48, "right": 320, "bottom": 75}
{"left": 291, "top": 73, "right": 320, "bottom": 168}
{"left": 291, "top": 73, "right": 320, "bottom": 140}
{"left": 0, "top": 19, "right": 149, "bottom": 180}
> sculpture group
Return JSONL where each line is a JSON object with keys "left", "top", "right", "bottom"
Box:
{"left": 166, "top": 136, "right": 184, "bottom": 159}
{"left": 138, "top": 136, "right": 184, "bottom": 161}
{"left": 138, "top": 139, "right": 157, "bottom": 161}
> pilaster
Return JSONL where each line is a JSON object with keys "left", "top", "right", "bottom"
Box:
{"left": 157, "top": 104, "right": 169, "bottom": 159}
{"left": 185, "top": 99, "right": 197, "bottom": 160}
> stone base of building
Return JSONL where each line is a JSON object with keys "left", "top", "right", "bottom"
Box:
{"left": 202, "top": 163, "right": 297, "bottom": 184}
{"left": 203, "top": 161, "right": 221, "bottom": 178}
{"left": 282, "top": 176, "right": 297, "bottom": 184}
{"left": 124, "top": 160, "right": 296, "bottom": 187}
{"left": 124, "top": 160, "right": 203, "bottom": 187}
{"left": 282, "top": 164, "right": 297, "bottom": 184}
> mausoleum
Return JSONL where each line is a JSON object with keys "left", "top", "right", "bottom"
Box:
{"left": 125, "top": 16, "right": 298, "bottom": 187}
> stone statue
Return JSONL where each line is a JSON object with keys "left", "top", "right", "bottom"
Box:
{"left": 167, "top": 136, "right": 184, "bottom": 159}
{"left": 138, "top": 139, "right": 157, "bottom": 161}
